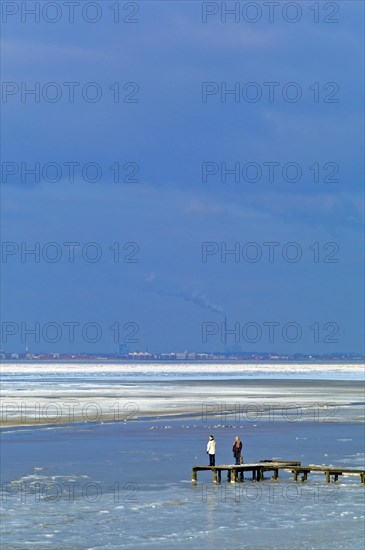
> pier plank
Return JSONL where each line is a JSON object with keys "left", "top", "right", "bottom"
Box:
{"left": 192, "top": 460, "right": 365, "bottom": 484}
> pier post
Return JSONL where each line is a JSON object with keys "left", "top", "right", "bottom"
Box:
{"left": 272, "top": 469, "right": 278, "bottom": 480}
{"left": 217, "top": 470, "right": 221, "bottom": 483}
{"left": 192, "top": 469, "right": 197, "bottom": 483}
{"left": 227, "top": 470, "right": 231, "bottom": 482}
{"left": 293, "top": 470, "right": 298, "bottom": 482}
{"left": 325, "top": 471, "right": 330, "bottom": 483}
{"left": 213, "top": 469, "right": 217, "bottom": 483}
{"left": 301, "top": 472, "right": 308, "bottom": 482}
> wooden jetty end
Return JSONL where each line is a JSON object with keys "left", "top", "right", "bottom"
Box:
{"left": 192, "top": 460, "right": 365, "bottom": 484}
{"left": 192, "top": 461, "right": 300, "bottom": 483}
{"left": 290, "top": 465, "right": 365, "bottom": 484}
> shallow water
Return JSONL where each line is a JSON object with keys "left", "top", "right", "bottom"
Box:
{"left": 1, "top": 365, "right": 364, "bottom": 549}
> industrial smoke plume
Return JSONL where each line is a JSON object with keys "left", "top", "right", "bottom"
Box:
{"left": 144, "top": 273, "right": 224, "bottom": 315}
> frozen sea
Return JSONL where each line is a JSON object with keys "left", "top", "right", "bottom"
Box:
{"left": 1, "top": 362, "right": 364, "bottom": 549}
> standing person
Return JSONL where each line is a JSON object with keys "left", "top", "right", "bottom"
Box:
{"left": 207, "top": 435, "right": 216, "bottom": 466}
{"left": 232, "top": 436, "right": 242, "bottom": 465}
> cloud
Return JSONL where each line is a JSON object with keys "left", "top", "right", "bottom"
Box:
{"left": 186, "top": 198, "right": 225, "bottom": 214}
{"left": 174, "top": 16, "right": 282, "bottom": 50}
{"left": 1, "top": 38, "right": 109, "bottom": 64}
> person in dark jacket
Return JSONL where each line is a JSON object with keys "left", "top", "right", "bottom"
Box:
{"left": 232, "top": 436, "right": 242, "bottom": 465}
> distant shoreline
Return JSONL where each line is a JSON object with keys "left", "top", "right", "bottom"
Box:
{"left": 1, "top": 359, "right": 364, "bottom": 365}
{"left": 1, "top": 361, "right": 364, "bottom": 377}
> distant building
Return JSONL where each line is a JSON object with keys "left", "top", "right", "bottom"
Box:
{"left": 158, "top": 353, "right": 176, "bottom": 360}
{"left": 119, "top": 344, "right": 129, "bottom": 355}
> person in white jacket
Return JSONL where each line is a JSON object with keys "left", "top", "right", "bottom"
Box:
{"left": 206, "top": 435, "right": 216, "bottom": 466}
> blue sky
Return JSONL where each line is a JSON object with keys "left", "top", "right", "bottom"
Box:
{"left": 1, "top": 0, "right": 364, "bottom": 354}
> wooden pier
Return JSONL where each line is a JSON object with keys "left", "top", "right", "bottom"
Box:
{"left": 192, "top": 460, "right": 365, "bottom": 484}
{"left": 290, "top": 465, "right": 365, "bottom": 484}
